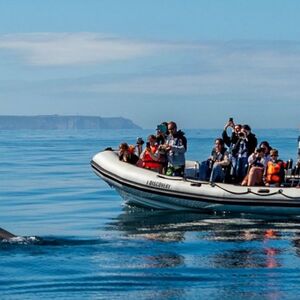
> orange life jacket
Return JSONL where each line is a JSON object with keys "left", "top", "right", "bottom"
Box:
{"left": 266, "top": 160, "right": 284, "bottom": 184}
{"left": 142, "top": 145, "right": 161, "bottom": 169}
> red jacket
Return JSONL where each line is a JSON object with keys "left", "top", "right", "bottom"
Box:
{"left": 142, "top": 145, "right": 161, "bottom": 169}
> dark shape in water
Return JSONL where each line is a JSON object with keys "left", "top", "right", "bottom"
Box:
{"left": 0, "top": 227, "right": 16, "bottom": 240}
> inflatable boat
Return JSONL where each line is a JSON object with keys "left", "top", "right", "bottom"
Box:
{"left": 91, "top": 150, "right": 300, "bottom": 216}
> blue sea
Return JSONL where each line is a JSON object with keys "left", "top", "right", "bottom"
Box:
{"left": 1, "top": 128, "right": 300, "bottom": 299}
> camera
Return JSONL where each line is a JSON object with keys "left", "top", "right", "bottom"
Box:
{"left": 238, "top": 132, "right": 245, "bottom": 138}
{"left": 146, "top": 142, "right": 150, "bottom": 148}
{"left": 156, "top": 124, "right": 168, "bottom": 134}
{"left": 229, "top": 117, "right": 233, "bottom": 122}
{"left": 158, "top": 145, "right": 167, "bottom": 154}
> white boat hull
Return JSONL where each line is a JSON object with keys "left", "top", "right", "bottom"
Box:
{"left": 91, "top": 150, "right": 300, "bottom": 216}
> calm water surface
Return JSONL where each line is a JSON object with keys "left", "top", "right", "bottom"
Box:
{"left": 1, "top": 129, "right": 300, "bottom": 299}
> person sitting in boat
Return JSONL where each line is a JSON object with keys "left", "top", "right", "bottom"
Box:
{"left": 231, "top": 124, "right": 257, "bottom": 182}
{"left": 199, "top": 138, "right": 230, "bottom": 182}
{"left": 159, "top": 121, "right": 187, "bottom": 176}
{"left": 140, "top": 135, "right": 163, "bottom": 173}
{"left": 259, "top": 141, "right": 272, "bottom": 165}
{"left": 241, "top": 147, "right": 266, "bottom": 186}
{"left": 118, "top": 142, "right": 139, "bottom": 165}
{"left": 264, "top": 149, "right": 285, "bottom": 187}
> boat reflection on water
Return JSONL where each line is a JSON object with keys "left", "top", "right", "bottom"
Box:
{"left": 107, "top": 207, "right": 300, "bottom": 271}
{"left": 107, "top": 207, "right": 216, "bottom": 242}
{"left": 108, "top": 207, "right": 285, "bottom": 242}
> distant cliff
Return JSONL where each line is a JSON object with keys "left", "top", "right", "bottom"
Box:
{"left": 0, "top": 115, "right": 141, "bottom": 130}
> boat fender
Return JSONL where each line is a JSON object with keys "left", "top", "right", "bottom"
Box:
{"left": 190, "top": 183, "right": 202, "bottom": 187}
{"left": 257, "top": 189, "right": 270, "bottom": 193}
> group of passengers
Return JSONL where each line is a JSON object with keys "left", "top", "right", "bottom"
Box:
{"left": 199, "top": 118, "right": 286, "bottom": 187}
{"left": 118, "top": 118, "right": 287, "bottom": 187}
{"left": 118, "top": 121, "right": 187, "bottom": 177}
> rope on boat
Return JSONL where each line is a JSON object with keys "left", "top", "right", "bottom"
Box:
{"left": 157, "top": 171, "right": 299, "bottom": 200}
{"left": 212, "top": 183, "right": 299, "bottom": 200}
{"left": 272, "top": 190, "right": 300, "bottom": 200}
{"left": 210, "top": 183, "right": 252, "bottom": 195}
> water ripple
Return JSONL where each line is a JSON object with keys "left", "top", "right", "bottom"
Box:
{"left": 1, "top": 129, "right": 300, "bottom": 299}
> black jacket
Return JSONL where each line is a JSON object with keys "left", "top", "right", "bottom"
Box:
{"left": 222, "top": 129, "right": 239, "bottom": 148}
{"left": 232, "top": 133, "right": 257, "bottom": 157}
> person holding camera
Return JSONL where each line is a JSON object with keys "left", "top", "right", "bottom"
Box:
{"left": 159, "top": 121, "right": 187, "bottom": 177}
{"left": 118, "top": 143, "right": 139, "bottom": 165}
{"left": 221, "top": 118, "right": 242, "bottom": 182}
{"left": 241, "top": 147, "right": 265, "bottom": 186}
{"left": 259, "top": 141, "right": 272, "bottom": 161}
{"left": 231, "top": 124, "right": 258, "bottom": 182}
{"left": 156, "top": 122, "right": 168, "bottom": 145}
{"left": 222, "top": 118, "right": 242, "bottom": 149}
{"left": 154, "top": 123, "right": 169, "bottom": 173}
{"left": 140, "top": 135, "right": 162, "bottom": 173}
